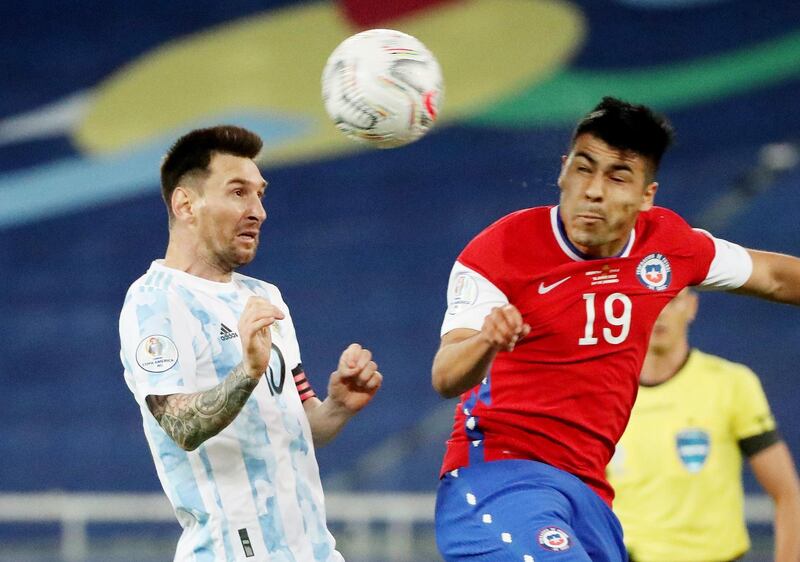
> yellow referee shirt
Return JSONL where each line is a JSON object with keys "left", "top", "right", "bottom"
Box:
{"left": 608, "top": 349, "right": 778, "bottom": 562}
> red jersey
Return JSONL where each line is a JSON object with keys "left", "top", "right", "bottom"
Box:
{"left": 439, "top": 205, "right": 752, "bottom": 504}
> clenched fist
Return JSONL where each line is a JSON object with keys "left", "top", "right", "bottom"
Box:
{"left": 481, "top": 304, "right": 531, "bottom": 352}
{"left": 327, "top": 343, "right": 383, "bottom": 413}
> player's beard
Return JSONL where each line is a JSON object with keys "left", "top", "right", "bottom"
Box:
{"left": 225, "top": 237, "right": 259, "bottom": 270}
{"left": 203, "top": 235, "right": 259, "bottom": 274}
{"left": 570, "top": 223, "right": 613, "bottom": 249}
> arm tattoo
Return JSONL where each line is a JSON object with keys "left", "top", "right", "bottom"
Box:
{"left": 146, "top": 363, "right": 259, "bottom": 451}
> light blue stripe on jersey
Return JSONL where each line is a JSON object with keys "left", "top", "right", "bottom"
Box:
{"left": 197, "top": 447, "right": 235, "bottom": 561}
{"left": 237, "top": 280, "right": 329, "bottom": 560}
{"left": 222, "top": 292, "right": 299, "bottom": 561}
{"left": 238, "top": 278, "right": 268, "bottom": 299}
{"left": 240, "top": 400, "right": 298, "bottom": 561}
{"left": 237, "top": 279, "right": 331, "bottom": 560}
{"left": 178, "top": 285, "right": 298, "bottom": 561}
{"left": 134, "top": 288, "right": 185, "bottom": 389}
{"left": 143, "top": 414, "right": 220, "bottom": 562}
{"left": 279, "top": 405, "right": 331, "bottom": 560}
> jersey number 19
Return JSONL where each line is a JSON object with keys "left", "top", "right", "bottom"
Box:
{"left": 578, "top": 293, "right": 632, "bottom": 346}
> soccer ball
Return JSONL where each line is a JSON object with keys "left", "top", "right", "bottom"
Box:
{"left": 321, "top": 29, "right": 444, "bottom": 149}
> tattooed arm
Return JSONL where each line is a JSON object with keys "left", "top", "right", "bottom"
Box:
{"left": 147, "top": 296, "right": 285, "bottom": 451}
{"left": 146, "top": 363, "right": 259, "bottom": 451}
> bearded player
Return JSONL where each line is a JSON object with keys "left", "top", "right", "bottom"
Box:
{"left": 432, "top": 97, "right": 800, "bottom": 561}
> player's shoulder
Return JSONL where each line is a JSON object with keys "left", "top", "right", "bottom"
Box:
{"left": 121, "top": 263, "right": 200, "bottom": 311}
{"left": 636, "top": 206, "right": 712, "bottom": 251}
{"left": 689, "top": 349, "right": 759, "bottom": 383}
{"left": 458, "top": 207, "right": 550, "bottom": 276}
{"left": 466, "top": 206, "right": 550, "bottom": 248}
{"left": 122, "top": 268, "right": 172, "bottom": 306}
{"left": 482, "top": 206, "right": 549, "bottom": 233}
{"left": 638, "top": 206, "right": 694, "bottom": 232}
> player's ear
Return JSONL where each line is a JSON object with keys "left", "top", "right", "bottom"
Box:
{"left": 172, "top": 186, "right": 197, "bottom": 223}
{"left": 557, "top": 155, "right": 568, "bottom": 189}
{"left": 639, "top": 181, "right": 658, "bottom": 211}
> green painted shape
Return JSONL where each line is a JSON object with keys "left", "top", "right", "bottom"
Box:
{"left": 471, "top": 29, "right": 800, "bottom": 127}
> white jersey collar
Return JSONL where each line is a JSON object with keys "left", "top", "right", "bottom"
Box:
{"left": 149, "top": 259, "right": 239, "bottom": 292}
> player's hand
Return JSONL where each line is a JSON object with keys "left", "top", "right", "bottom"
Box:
{"left": 327, "top": 343, "right": 382, "bottom": 413}
{"left": 238, "top": 296, "right": 285, "bottom": 379}
{"left": 480, "top": 304, "right": 531, "bottom": 352}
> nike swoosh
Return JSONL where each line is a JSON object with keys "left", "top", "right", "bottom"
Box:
{"left": 538, "top": 276, "right": 571, "bottom": 294}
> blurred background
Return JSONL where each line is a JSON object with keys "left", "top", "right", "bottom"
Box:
{"left": 1, "top": 0, "right": 799, "bottom": 560}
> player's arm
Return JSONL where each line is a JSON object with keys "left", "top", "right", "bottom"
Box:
{"left": 735, "top": 249, "right": 800, "bottom": 304}
{"left": 302, "top": 343, "right": 382, "bottom": 447}
{"left": 147, "top": 297, "right": 284, "bottom": 451}
{"left": 747, "top": 441, "right": 800, "bottom": 562}
{"left": 432, "top": 305, "right": 530, "bottom": 399}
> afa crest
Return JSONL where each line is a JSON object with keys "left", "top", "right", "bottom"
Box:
{"left": 636, "top": 253, "right": 672, "bottom": 291}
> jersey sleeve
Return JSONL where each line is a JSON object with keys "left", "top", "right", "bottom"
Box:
{"left": 730, "top": 367, "right": 779, "bottom": 457}
{"left": 439, "top": 212, "right": 526, "bottom": 336}
{"left": 440, "top": 262, "right": 509, "bottom": 336}
{"left": 119, "top": 287, "right": 198, "bottom": 406}
{"left": 693, "top": 229, "right": 753, "bottom": 290}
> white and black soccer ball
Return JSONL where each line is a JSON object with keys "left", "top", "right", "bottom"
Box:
{"left": 321, "top": 29, "right": 444, "bottom": 149}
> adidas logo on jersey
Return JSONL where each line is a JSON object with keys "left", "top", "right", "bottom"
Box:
{"left": 220, "top": 323, "right": 239, "bottom": 341}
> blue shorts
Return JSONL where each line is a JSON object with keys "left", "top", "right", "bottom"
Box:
{"left": 435, "top": 460, "right": 627, "bottom": 562}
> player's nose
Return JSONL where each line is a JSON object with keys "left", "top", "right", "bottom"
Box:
{"left": 584, "top": 173, "right": 604, "bottom": 200}
{"left": 248, "top": 196, "right": 267, "bottom": 223}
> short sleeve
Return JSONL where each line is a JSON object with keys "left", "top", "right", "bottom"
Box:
{"left": 693, "top": 229, "right": 753, "bottom": 290}
{"left": 730, "top": 367, "right": 777, "bottom": 443}
{"left": 119, "top": 288, "right": 198, "bottom": 405}
{"left": 440, "top": 262, "right": 509, "bottom": 336}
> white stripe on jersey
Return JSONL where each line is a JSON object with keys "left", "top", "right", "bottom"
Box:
{"left": 441, "top": 262, "right": 509, "bottom": 337}
{"left": 694, "top": 229, "right": 754, "bottom": 290}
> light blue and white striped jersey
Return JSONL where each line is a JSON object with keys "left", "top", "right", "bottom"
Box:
{"left": 119, "top": 260, "right": 343, "bottom": 562}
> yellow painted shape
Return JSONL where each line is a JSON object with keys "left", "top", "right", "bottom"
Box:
{"left": 75, "top": 0, "right": 583, "bottom": 165}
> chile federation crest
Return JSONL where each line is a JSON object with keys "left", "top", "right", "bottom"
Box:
{"left": 636, "top": 253, "right": 672, "bottom": 291}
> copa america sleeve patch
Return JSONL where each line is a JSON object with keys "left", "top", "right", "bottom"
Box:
{"left": 448, "top": 272, "right": 479, "bottom": 314}
{"left": 441, "top": 262, "right": 509, "bottom": 336}
{"left": 135, "top": 335, "right": 179, "bottom": 373}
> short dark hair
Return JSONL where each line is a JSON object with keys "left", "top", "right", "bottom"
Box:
{"left": 572, "top": 97, "right": 674, "bottom": 174}
{"left": 160, "top": 125, "right": 263, "bottom": 220}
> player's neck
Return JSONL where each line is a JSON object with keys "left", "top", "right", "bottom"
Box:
{"left": 639, "top": 341, "right": 691, "bottom": 386}
{"left": 164, "top": 237, "right": 234, "bottom": 283}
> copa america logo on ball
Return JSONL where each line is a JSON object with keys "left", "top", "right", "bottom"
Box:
{"left": 636, "top": 253, "right": 672, "bottom": 291}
